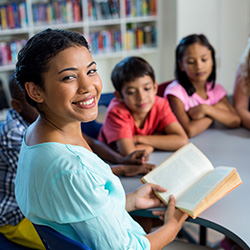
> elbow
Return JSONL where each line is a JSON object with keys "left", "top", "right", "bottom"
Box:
{"left": 180, "top": 135, "right": 189, "bottom": 146}
{"left": 186, "top": 129, "right": 199, "bottom": 138}
{"left": 228, "top": 117, "right": 241, "bottom": 128}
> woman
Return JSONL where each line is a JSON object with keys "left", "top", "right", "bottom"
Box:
{"left": 14, "top": 29, "right": 187, "bottom": 250}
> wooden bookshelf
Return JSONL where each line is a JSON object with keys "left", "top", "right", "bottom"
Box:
{"left": 0, "top": 0, "right": 159, "bottom": 101}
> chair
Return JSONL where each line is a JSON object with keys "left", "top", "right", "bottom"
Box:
{"left": 0, "top": 233, "right": 31, "bottom": 250}
{"left": 81, "top": 92, "right": 114, "bottom": 139}
{"left": 33, "top": 224, "right": 91, "bottom": 250}
{"left": 157, "top": 80, "right": 173, "bottom": 97}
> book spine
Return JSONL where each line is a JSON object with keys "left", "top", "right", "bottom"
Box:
{"left": 0, "top": 5, "right": 8, "bottom": 30}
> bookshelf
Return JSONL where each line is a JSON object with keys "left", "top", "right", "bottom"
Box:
{"left": 0, "top": 0, "right": 160, "bottom": 105}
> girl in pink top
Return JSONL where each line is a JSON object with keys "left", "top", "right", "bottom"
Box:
{"left": 165, "top": 34, "right": 240, "bottom": 138}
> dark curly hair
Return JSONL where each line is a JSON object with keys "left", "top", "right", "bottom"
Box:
{"left": 15, "top": 28, "right": 89, "bottom": 108}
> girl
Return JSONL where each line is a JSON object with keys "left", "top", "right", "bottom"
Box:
{"left": 233, "top": 37, "right": 250, "bottom": 130}
{"left": 14, "top": 29, "right": 189, "bottom": 250}
{"left": 165, "top": 34, "right": 240, "bottom": 138}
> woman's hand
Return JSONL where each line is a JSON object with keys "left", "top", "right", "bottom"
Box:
{"left": 126, "top": 183, "right": 166, "bottom": 212}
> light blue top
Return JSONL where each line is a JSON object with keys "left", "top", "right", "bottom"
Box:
{"left": 15, "top": 140, "right": 150, "bottom": 250}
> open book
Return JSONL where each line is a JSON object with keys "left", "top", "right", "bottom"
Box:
{"left": 141, "top": 143, "right": 242, "bottom": 218}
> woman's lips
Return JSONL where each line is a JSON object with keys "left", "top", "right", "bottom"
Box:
{"left": 73, "top": 97, "right": 96, "bottom": 109}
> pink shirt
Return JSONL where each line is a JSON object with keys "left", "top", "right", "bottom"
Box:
{"left": 164, "top": 80, "right": 227, "bottom": 111}
{"left": 98, "top": 96, "right": 177, "bottom": 145}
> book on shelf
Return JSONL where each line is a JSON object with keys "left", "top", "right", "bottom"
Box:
{"left": 141, "top": 143, "right": 242, "bottom": 218}
{"left": 125, "top": 0, "right": 157, "bottom": 17}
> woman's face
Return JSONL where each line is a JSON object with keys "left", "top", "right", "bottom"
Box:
{"left": 179, "top": 43, "right": 213, "bottom": 85}
{"left": 39, "top": 46, "right": 102, "bottom": 125}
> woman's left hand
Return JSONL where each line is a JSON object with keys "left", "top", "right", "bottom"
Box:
{"left": 126, "top": 183, "right": 166, "bottom": 212}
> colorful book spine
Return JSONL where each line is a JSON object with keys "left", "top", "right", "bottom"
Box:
{"left": 0, "top": 2, "right": 28, "bottom": 30}
{"left": 89, "top": 29, "right": 121, "bottom": 54}
{"left": 88, "top": 0, "right": 120, "bottom": 20}
{"left": 0, "top": 39, "right": 27, "bottom": 66}
{"left": 125, "top": 24, "right": 157, "bottom": 50}
{"left": 125, "top": 0, "right": 156, "bottom": 17}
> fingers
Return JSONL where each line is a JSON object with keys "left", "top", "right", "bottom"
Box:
{"left": 149, "top": 183, "right": 167, "bottom": 193}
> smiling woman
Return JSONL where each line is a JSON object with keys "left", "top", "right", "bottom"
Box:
{"left": 14, "top": 29, "right": 190, "bottom": 250}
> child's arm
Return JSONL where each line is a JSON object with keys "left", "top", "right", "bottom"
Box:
{"left": 133, "top": 122, "right": 188, "bottom": 151}
{"left": 83, "top": 133, "right": 149, "bottom": 164}
{"left": 111, "top": 163, "right": 155, "bottom": 176}
{"left": 168, "top": 95, "right": 213, "bottom": 138}
{"left": 116, "top": 138, "right": 154, "bottom": 156}
{"left": 189, "top": 96, "right": 241, "bottom": 128}
{"left": 233, "top": 78, "right": 250, "bottom": 129}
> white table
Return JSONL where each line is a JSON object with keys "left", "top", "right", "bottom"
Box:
{"left": 120, "top": 124, "right": 250, "bottom": 250}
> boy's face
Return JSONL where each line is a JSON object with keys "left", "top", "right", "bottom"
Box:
{"left": 118, "top": 75, "right": 157, "bottom": 117}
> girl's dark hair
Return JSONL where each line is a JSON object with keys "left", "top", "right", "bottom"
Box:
{"left": 15, "top": 28, "right": 89, "bottom": 108}
{"left": 111, "top": 56, "right": 155, "bottom": 94}
{"left": 175, "top": 34, "right": 216, "bottom": 96}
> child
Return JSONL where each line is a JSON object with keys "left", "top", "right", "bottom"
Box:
{"left": 98, "top": 56, "right": 188, "bottom": 156}
{"left": 0, "top": 73, "right": 43, "bottom": 249}
{"left": 165, "top": 34, "right": 241, "bottom": 138}
{"left": 233, "top": 37, "right": 250, "bottom": 129}
{"left": 14, "top": 29, "right": 189, "bottom": 250}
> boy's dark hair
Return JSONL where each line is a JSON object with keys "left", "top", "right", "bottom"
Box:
{"left": 9, "top": 71, "right": 24, "bottom": 101}
{"left": 15, "top": 28, "right": 89, "bottom": 108}
{"left": 111, "top": 56, "right": 155, "bottom": 94}
{"left": 175, "top": 34, "right": 216, "bottom": 96}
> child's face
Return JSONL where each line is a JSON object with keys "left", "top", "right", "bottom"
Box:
{"left": 179, "top": 43, "right": 213, "bottom": 85}
{"left": 119, "top": 75, "right": 157, "bottom": 117}
{"left": 38, "top": 46, "right": 102, "bottom": 124}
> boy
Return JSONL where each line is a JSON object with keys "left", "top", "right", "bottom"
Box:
{"left": 98, "top": 56, "right": 188, "bottom": 155}
{"left": 0, "top": 73, "right": 43, "bottom": 249}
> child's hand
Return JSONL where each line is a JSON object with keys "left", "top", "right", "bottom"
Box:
{"left": 121, "top": 163, "right": 156, "bottom": 176}
{"left": 188, "top": 105, "right": 207, "bottom": 119}
{"left": 121, "top": 150, "right": 149, "bottom": 164}
{"left": 213, "top": 101, "right": 230, "bottom": 111}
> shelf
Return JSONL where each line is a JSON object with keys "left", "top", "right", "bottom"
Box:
{"left": 0, "top": 0, "right": 159, "bottom": 95}
{"left": 0, "top": 65, "right": 16, "bottom": 73}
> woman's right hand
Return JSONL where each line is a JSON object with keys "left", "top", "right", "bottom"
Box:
{"left": 163, "top": 195, "right": 188, "bottom": 226}
{"left": 152, "top": 195, "right": 188, "bottom": 227}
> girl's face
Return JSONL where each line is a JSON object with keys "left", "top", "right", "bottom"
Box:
{"left": 39, "top": 46, "right": 102, "bottom": 125}
{"left": 118, "top": 75, "right": 157, "bottom": 118}
{"left": 179, "top": 43, "right": 213, "bottom": 85}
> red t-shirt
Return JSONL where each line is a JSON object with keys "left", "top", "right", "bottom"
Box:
{"left": 98, "top": 96, "right": 177, "bottom": 145}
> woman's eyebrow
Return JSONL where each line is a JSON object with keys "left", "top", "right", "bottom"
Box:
{"left": 87, "top": 61, "right": 96, "bottom": 68}
{"left": 58, "top": 61, "right": 96, "bottom": 74}
{"left": 58, "top": 68, "right": 77, "bottom": 74}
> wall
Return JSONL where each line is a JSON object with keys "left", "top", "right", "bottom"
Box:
{"left": 159, "top": 0, "right": 250, "bottom": 95}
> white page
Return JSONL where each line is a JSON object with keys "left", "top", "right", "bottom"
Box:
{"left": 176, "top": 166, "right": 235, "bottom": 211}
{"left": 143, "top": 143, "right": 214, "bottom": 202}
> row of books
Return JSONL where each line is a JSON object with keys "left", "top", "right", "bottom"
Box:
{"left": 0, "top": 24, "right": 155, "bottom": 66}
{"left": 125, "top": 0, "right": 157, "bottom": 17}
{"left": 88, "top": 24, "right": 156, "bottom": 54}
{"left": 89, "top": 29, "right": 122, "bottom": 54}
{"left": 0, "top": 2, "right": 28, "bottom": 30}
{"left": 32, "top": 0, "right": 82, "bottom": 25}
{"left": 88, "top": 0, "right": 120, "bottom": 20}
{"left": 125, "top": 25, "right": 157, "bottom": 50}
{"left": 0, "top": 40, "right": 27, "bottom": 66}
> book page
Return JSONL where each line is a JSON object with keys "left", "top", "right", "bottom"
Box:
{"left": 176, "top": 167, "right": 236, "bottom": 214}
{"left": 141, "top": 143, "right": 214, "bottom": 202}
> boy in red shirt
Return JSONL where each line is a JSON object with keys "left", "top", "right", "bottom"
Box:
{"left": 98, "top": 56, "right": 188, "bottom": 156}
